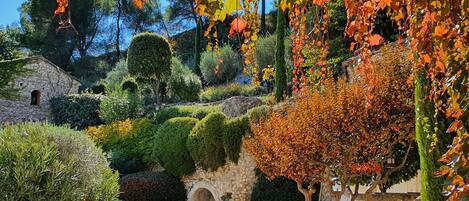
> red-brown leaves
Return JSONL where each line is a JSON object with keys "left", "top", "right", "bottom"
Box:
{"left": 368, "top": 34, "right": 384, "bottom": 46}
{"left": 229, "top": 17, "right": 247, "bottom": 38}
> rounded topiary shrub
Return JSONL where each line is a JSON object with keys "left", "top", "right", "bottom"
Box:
{"left": 127, "top": 32, "right": 172, "bottom": 105}
{"left": 153, "top": 117, "right": 199, "bottom": 177}
{"left": 122, "top": 79, "right": 139, "bottom": 93}
{"left": 187, "top": 112, "right": 227, "bottom": 171}
{"left": 167, "top": 58, "right": 202, "bottom": 102}
{"left": 0, "top": 123, "right": 120, "bottom": 201}
{"left": 110, "top": 150, "right": 146, "bottom": 175}
{"left": 200, "top": 46, "right": 242, "bottom": 86}
{"left": 50, "top": 93, "right": 103, "bottom": 130}
{"left": 223, "top": 115, "right": 249, "bottom": 163}
{"left": 120, "top": 171, "right": 186, "bottom": 201}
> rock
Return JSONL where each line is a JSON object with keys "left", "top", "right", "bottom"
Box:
{"left": 221, "top": 96, "right": 263, "bottom": 118}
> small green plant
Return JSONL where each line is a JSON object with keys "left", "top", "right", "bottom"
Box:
{"left": 99, "top": 88, "right": 143, "bottom": 123}
{"left": 187, "top": 112, "right": 227, "bottom": 171}
{"left": 199, "top": 83, "right": 265, "bottom": 102}
{"left": 0, "top": 123, "right": 120, "bottom": 201}
{"left": 200, "top": 46, "right": 243, "bottom": 86}
{"left": 153, "top": 117, "right": 199, "bottom": 177}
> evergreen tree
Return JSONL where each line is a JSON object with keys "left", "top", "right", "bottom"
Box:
{"left": 274, "top": 5, "right": 287, "bottom": 102}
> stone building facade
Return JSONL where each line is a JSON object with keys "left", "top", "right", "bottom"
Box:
{"left": 0, "top": 56, "right": 80, "bottom": 124}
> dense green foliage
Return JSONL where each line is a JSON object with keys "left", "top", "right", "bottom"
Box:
{"left": 200, "top": 46, "right": 243, "bottom": 86}
{"left": 110, "top": 150, "right": 146, "bottom": 175}
{"left": 0, "top": 123, "right": 120, "bottom": 201}
{"left": 415, "top": 70, "right": 445, "bottom": 201}
{"left": 199, "top": 83, "right": 265, "bottom": 102}
{"left": 251, "top": 170, "right": 305, "bottom": 201}
{"left": 151, "top": 105, "right": 220, "bottom": 124}
{"left": 274, "top": 8, "right": 287, "bottom": 102}
{"left": 127, "top": 32, "right": 172, "bottom": 105}
{"left": 50, "top": 93, "right": 103, "bottom": 130}
{"left": 105, "top": 60, "right": 129, "bottom": 91}
{"left": 122, "top": 79, "right": 139, "bottom": 93}
{"left": 0, "top": 58, "right": 30, "bottom": 99}
{"left": 194, "top": 18, "right": 203, "bottom": 77}
{"left": 187, "top": 112, "right": 227, "bottom": 171}
{"left": 247, "top": 105, "right": 270, "bottom": 124}
{"left": 99, "top": 89, "right": 143, "bottom": 123}
{"left": 167, "top": 58, "right": 202, "bottom": 102}
{"left": 0, "top": 26, "right": 23, "bottom": 61}
{"left": 153, "top": 117, "right": 199, "bottom": 177}
{"left": 120, "top": 171, "right": 186, "bottom": 201}
{"left": 255, "top": 35, "right": 292, "bottom": 78}
{"left": 86, "top": 118, "right": 157, "bottom": 164}
{"left": 223, "top": 115, "right": 249, "bottom": 163}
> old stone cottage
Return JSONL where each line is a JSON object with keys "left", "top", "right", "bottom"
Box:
{"left": 0, "top": 56, "right": 80, "bottom": 124}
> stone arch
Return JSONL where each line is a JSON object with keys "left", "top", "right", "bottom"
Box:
{"left": 188, "top": 181, "right": 221, "bottom": 201}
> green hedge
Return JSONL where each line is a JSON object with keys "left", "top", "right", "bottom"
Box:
{"left": 187, "top": 112, "right": 227, "bottom": 171}
{"left": 0, "top": 123, "right": 120, "bottom": 201}
{"left": 152, "top": 105, "right": 220, "bottom": 124}
{"left": 50, "top": 93, "right": 103, "bottom": 130}
{"left": 223, "top": 115, "right": 249, "bottom": 163}
{"left": 153, "top": 117, "right": 199, "bottom": 177}
{"left": 199, "top": 83, "right": 266, "bottom": 102}
{"left": 120, "top": 171, "right": 186, "bottom": 201}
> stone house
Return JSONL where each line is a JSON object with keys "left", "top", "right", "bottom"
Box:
{"left": 0, "top": 56, "right": 80, "bottom": 125}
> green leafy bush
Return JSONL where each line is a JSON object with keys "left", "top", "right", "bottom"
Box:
{"left": 105, "top": 60, "right": 129, "bottom": 91}
{"left": 153, "top": 117, "right": 199, "bottom": 177}
{"left": 255, "top": 35, "right": 293, "bottom": 78}
{"left": 199, "top": 83, "right": 265, "bottom": 102}
{"left": 128, "top": 32, "right": 172, "bottom": 105}
{"left": 247, "top": 105, "right": 270, "bottom": 124}
{"left": 121, "top": 79, "right": 139, "bottom": 93}
{"left": 120, "top": 171, "right": 186, "bottom": 201}
{"left": 0, "top": 123, "right": 120, "bottom": 201}
{"left": 167, "top": 58, "right": 202, "bottom": 102}
{"left": 109, "top": 150, "right": 146, "bottom": 175}
{"left": 187, "top": 112, "right": 227, "bottom": 171}
{"left": 99, "top": 89, "right": 143, "bottom": 124}
{"left": 50, "top": 93, "right": 103, "bottom": 130}
{"left": 86, "top": 118, "right": 157, "bottom": 164}
{"left": 223, "top": 115, "right": 249, "bottom": 163}
{"left": 151, "top": 105, "right": 220, "bottom": 124}
{"left": 200, "top": 46, "right": 242, "bottom": 86}
{"left": 251, "top": 170, "right": 306, "bottom": 201}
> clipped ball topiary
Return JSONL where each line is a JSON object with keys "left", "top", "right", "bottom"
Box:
{"left": 127, "top": 32, "right": 172, "bottom": 105}
{"left": 223, "top": 115, "right": 250, "bottom": 163}
{"left": 0, "top": 123, "right": 120, "bottom": 201}
{"left": 120, "top": 171, "right": 186, "bottom": 201}
{"left": 153, "top": 117, "right": 199, "bottom": 177}
{"left": 200, "top": 46, "right": 242, "bottom": 86}
{"left": 187, "top": 112, "right": 227, "bottom": 171}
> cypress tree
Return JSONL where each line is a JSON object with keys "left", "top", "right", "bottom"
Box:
{"left": 415, "top": 69, "right": 445, "bottom": 201}
{"left": 274, "top": 6, "right": 287, "bottom": 102}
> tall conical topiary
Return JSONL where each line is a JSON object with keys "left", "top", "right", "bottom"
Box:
{"left": 415, "top": 69, "right": 445, "bottom": 201}
{"left": 274, "top": 5, "right": 287, "bottom": 102}
{"left": 194, "top": 17, "right": 202, "bottom": 78}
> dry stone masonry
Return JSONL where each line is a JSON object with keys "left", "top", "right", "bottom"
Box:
{"left": 0, "top": 56, "right": 80, "bottom": 124}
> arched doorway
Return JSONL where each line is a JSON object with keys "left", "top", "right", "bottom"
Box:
{"left": 187, "top": 181, "right": 221, "bottom": 201}
{"left": 192, "top": 188, "right": 215, "bottom": 201}
{"left": 31, "top": 90, "right": 41, "bottom": 105}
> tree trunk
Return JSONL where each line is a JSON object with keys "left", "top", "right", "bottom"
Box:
{"left": 274, "top": 5, "right": 287, "bottom": 102}
{"left": 115, "top": 0, "right": 121, "bottom": 60}
{"left": 297, "top": 182, "right": 316, "bottom": 201}
{"left": 153, "top": 80, "right": 161, "bottom": 108}
{"left": 260, "top": 0, "right": 266, "bottom": 34}
{"left": 415, "top": 69, "right": 444, "bottom": 201}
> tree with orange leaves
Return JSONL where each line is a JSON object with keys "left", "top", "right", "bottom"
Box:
{"left": 245, "top": 44, "right": 415, "bottom": 201}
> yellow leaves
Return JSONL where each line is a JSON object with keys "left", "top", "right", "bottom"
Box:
{"left": 132, "top": 0, "right": 147, "bottom": 10}
{"left": 225, "top": 0, "right": 242, "bottom": 14}
{"left": 214, "top": 9, "right": 227, "bottom": 21}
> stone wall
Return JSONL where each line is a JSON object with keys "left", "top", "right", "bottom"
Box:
{"left": 182, "top": 147, "right": 258, "bottom": 201}
{"left": 0, "top": 57, "right": 80, "bottom": 124}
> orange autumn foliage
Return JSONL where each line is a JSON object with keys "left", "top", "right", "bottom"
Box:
{"left": 245, "top": 44, "right": 415, "bottom": 196}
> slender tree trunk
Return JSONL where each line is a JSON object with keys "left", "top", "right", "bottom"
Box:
{"left": 261, "top": 0, "right": 266, "bottom": 34}
{"left": 116, "top": 0, "right": 122, "bottom": 60}
{"left": 274, "top": 5, "right": 287, "bottom": 102}
{"left": 415, "top": 69, "right": 444, "bottom": 201}
{"left": 194, "top": 17, "right": 202, "bottom": 77}
{"left": 297, "top": 182, "right": 316, "bottom": 201}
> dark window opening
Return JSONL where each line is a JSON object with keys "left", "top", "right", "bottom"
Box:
{"left": 31, "top": 90, "right": 41, "bottom": 106}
